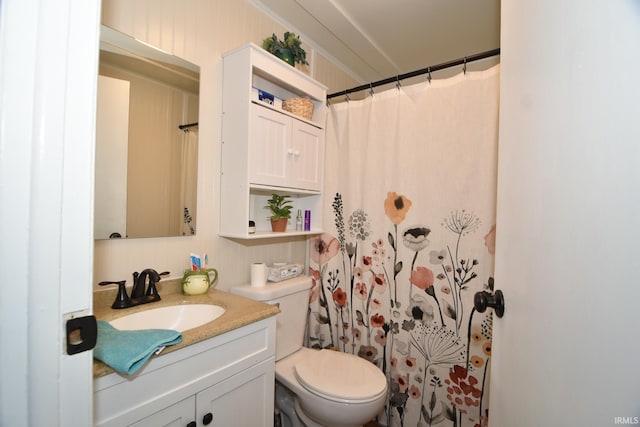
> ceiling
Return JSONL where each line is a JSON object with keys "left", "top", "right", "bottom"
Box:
{"left": 252, "top": 0, "right": 501, "bottom": 84}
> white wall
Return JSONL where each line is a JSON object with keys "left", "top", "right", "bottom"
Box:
{"left": 96, "top": 0, "right": 359, "bottom": 290}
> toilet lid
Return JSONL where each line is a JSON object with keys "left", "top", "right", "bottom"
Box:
{"left": 294, "top": 349, "right": 387, "bottom": 401}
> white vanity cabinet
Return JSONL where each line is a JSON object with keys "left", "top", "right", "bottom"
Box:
{"left": 220, "top": 43, "right": 327, "bottom": 239}
{"left": 94, "top": 317, "right": 276, "bottom": 427}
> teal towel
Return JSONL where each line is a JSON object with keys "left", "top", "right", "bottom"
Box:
{"left": 94, "top": 320, "right": 182, "bottom": 376}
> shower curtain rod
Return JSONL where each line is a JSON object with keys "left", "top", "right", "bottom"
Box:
{"left": 178, "top": 122, "right": 198, "bottom": 130}
{"left": 327, "top": 47, "right": 500, "bottom": 100}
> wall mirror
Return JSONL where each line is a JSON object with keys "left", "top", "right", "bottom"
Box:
{"left": 95, "top": 25, "right": 200, "bottom": 239}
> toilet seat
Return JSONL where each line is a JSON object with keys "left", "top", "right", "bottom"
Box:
{"left": 294, "top": 349, "right": 387, "bottom": 403}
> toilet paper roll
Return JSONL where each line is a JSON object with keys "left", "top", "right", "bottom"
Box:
{"left": 251, "top": 263, "right": 267, "bottom": 287}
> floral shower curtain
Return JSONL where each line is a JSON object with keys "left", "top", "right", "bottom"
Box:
{"left": 306, "top": 65, "right": 500, "bottom": 427}
{"left": 181, "top": 129, "right": 198, "bottom": 235}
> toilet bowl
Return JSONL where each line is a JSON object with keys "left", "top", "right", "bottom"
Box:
{"left": 276, "top": 347, "right": 387, "bottom": 427}
{"left": 231, "top": 276, "right": 388, "bottom": 427}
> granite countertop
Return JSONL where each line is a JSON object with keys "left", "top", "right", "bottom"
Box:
{"left": 93, "top": 279, "right": 279, "bottom": 378}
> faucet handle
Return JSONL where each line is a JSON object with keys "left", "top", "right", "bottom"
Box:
{"left": 98, "top": 280, "right": 131, "bottom": 309}
{"left": 145, "top": 271, "right": 170, "bottom": 301}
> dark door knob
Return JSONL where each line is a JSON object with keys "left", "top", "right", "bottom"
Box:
{"left": 186, "top": 422, "right": 196, "bottom": 427}
{"left": 474, "top": 289, "right": 505, "bottom": 318}
{"left": 202, "top": 412, "right": 213, "bottom": 425}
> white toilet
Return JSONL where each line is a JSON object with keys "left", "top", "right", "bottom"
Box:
{"left": 231, "top": 275, "right": 388, "bottom": 427}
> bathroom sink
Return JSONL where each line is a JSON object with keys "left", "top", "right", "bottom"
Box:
{"left": 109, "top": 304, "right": 225, "bottom": 332}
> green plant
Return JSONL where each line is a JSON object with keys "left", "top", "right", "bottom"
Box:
{"left": 262, "top": 32, "right": 309, "bottom": 65}
{"left": 265, "top": 194, "right": 293, "bottom": 221}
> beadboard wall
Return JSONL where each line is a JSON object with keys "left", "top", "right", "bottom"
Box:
{"left": 94, "top": 0, "right": 359, "bottom": 290}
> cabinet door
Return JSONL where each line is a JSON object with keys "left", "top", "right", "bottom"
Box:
{"left": 129, "top": 396, "right": 195, "bottom": 427}
{"left": 289, "top": 120, "right": 323, "bottom": 192}
{"left": 249, "top": 104, "right": 290, "bottom": 188}
{"left": 196, "top": 358, "right": 275, "bottom": 427}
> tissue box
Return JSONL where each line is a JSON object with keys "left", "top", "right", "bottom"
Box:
{"left": 268, "top": 263, "right": 303, "bottom": 282}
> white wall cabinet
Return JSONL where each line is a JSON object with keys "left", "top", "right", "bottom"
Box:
{"left": 249, "top": 104, "right": 323, "bottom": 192}
{"left": 94, "top": 318, "right": 276, "bottom": 427}
{"left": 220, "top": 43, "right": 327, "bottom": 239}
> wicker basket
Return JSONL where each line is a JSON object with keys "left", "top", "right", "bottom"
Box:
{"left": 282, "top": 98, "right": 314, "bottom": 121}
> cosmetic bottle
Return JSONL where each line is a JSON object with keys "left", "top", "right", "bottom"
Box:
{"left": 296, "top": 209, "right": 303, "bottom": 231}
{"left": 304, "top": 210, "right": 311, "bottom": 231}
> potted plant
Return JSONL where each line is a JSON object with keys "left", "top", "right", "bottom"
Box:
{"left": 262, "top": 32, "right": 309, "bottom": 67}
{"left": 265, "top": 194, "right": 293, "bottom": 232}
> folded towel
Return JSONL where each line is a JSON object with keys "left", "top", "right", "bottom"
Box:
{"left": 94, "top": 320, "right": 183, "bottom": 376}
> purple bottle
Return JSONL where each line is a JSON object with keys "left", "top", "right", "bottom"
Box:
{"left": 304, "top": 210, "right": 311, "bottom": 231}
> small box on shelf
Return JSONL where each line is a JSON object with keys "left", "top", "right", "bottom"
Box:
{"left": 258, "top": 89, "right": 273, "bottom": 104}
{"left": 252, "top": 87, "right": 283, "bottom": 110}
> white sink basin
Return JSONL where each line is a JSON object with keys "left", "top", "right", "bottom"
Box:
{"left": 110, "top": 304, "right": 225, "bottom": 332}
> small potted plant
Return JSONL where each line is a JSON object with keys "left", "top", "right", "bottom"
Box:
{"left": 262, "top": 32, "right": 309, "bottom": 67}
{"left": 265, "top": 194, "right": 293, "bottom": 232}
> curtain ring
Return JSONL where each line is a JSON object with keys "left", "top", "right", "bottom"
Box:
{"left": 396, "top": 75, "right": 401, "bottom": 90}
{"left": 344, "top": 90, "right": 351, "bottom": 102}
{"left": 369, "top": 82, "right": 374, "bottom": 97}
{"left": 463, "top": 57, "right": 467, "bottom": 75}
{"left": 427, "top": 67, "right": 432, "bottom": 84}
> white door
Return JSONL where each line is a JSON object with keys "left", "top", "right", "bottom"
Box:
{"left": 249, "top": 103, "right": 290, "bottom": 188}
{"left": 489, "top": 1, "right": 640, "bottom": 426}
{"left": 196, "top": 358, "right": 275, "bottom": 427}
{"left": 289, "top": 121, "right": 323, "bottom": 192}
{"left": 0, "top": 0, "right": 100, "bottom": 425}
{"left": 129, "top": 396, "right": 195, "bottom": 427}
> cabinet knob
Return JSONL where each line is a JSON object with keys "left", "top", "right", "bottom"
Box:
{"left": 294, "top": 150, "right": 300, "bottom": 157}
{"left": 287, "top": 148, "right": 294, "bottom": 155}
{"left": 186, "top": 422, "right": 196, "bottom": 427}
{"left": 202, "top": 412, "right": 213, "bottom": 425}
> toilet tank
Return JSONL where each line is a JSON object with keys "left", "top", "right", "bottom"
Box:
{"left": 230, "top": 275, "right": 312, "bottom": 361}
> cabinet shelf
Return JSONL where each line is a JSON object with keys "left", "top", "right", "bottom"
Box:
{"left": 219, "top": 229, "right": 322, "bottom": 240}
{"left": 249, "top": 184, "right": 320, "bottom": 196}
